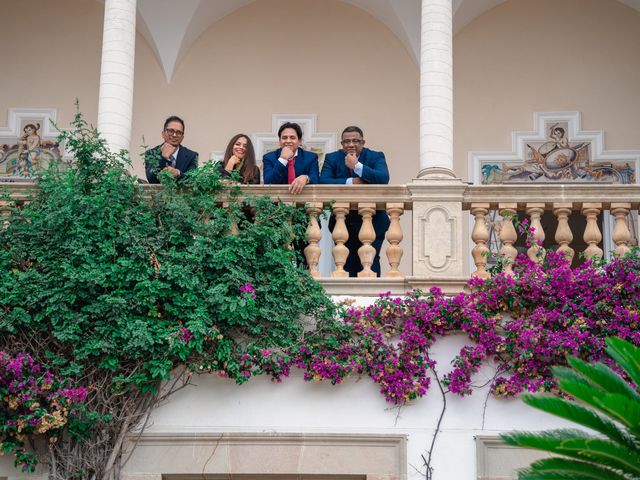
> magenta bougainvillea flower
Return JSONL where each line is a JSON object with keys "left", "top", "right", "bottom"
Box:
{"left": 0, "top": 352, "right": 88, "bottom": 472}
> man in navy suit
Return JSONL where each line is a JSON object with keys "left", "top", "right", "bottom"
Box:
{"left": 263, "top": 122, "right": 319, "bottom": 194}
{"left": 145, "top": 116, "right": 198, "bottom": 184}
{"left": 320, "top": 126, "right": 390, "bottom": 277}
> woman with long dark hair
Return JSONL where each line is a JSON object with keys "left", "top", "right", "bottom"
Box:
{"left": 220, "top": 134, "right": 261, "bottom": 184}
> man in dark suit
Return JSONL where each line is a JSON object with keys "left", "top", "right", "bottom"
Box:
{"left": 320, "top": 125, "right": 391, "bottom": 277}
{"left": 263, "top": 122, "right": 319, "bottom": 194}
{"left": 145, "top": 116, "right": 198, "bottom": 184}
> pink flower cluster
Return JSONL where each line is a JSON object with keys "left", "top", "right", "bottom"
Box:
{"left": 178, "top": 326, "right": 193, "bottom": 343}
{"left": 0, "top": 351, "right": 88, "bottom": 472}
{"left": 266, "top": 249, "right": 640, "bottom": 404}
{"left": 239, "top": 282, "right": 257, "bottom": 300}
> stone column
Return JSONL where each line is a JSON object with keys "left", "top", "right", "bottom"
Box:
{"left": 410, "top": 1, "right": 466, "bottom": 282}
{"left": 97, "top": 0, "right": 137, "bottom": 153}
{"left": 418, "top": 0, "right": 454, "bottom": 178}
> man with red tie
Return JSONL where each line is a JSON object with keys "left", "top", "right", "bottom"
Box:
{"left": 262, "top": 122, "right": 319, "bottom": 193}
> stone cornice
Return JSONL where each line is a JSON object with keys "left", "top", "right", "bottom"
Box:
{"left": 463, "top": 184, "right": 640, "bottom": 209}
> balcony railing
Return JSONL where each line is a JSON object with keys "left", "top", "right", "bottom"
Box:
{"left": 2, "top": 181, "right": 639, "bottom": 295}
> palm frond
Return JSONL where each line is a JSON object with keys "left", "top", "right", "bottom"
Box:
{"left": 502, "top": 430, "right": 640, "bottom": 475}
{"left": 562, "top": 357, "right": 640, "bottom": 402}
{"left": 521, "top": 456, "right": 631, "bottom": 480}
{"left": 552, "top": 365, "right": 638, "bottom": 423}
{"left": 506, "top": 338, "right": 640, "bottom": 480}
{"left": 592, "top": 393, "right": 640, "bottom": 433}
{"left": 606, "top": 337, "right": 640, "bottom": 391}
{"left": 502, "top": 430, "right": 588, "bottom": 455}
{"left": 518, "top": 473, "right": 611, "bottom": 480}
{"left": 521, "top": 394, "right": 637, "bottom": 451}
{"left": 559, "top": 437, "right": 640, "bottom": 475}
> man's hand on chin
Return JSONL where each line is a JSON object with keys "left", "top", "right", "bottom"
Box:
{"left": 280, "top": 146, "right": 295, "bottom": 160}
{"left": 345, "top": 152, "right": 358, "bottom": 170}
{"left": 161, "top": 142, "right": 177, "bottom": 159}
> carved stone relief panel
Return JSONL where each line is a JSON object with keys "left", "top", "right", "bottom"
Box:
{"left": 470, "top": 111, "right": 639, "bottom": 185}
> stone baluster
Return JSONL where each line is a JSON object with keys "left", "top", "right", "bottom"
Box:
{"left": 611, "top": 202, "right": 632, "bottom": 257}
{"left": 384, "top": 203, "right": 404, "bottom": 278}
{"left": 357, "top": 203, "right": 377, "bottom": 278}
{"left": 331, "top": 203, "right": 350, "bottom": 278}
{"left": 553, "top": 203, "right": 574, "bottom": 262}
{"left": 526, "top": 203, "right": 546, "bottom": 263}
{"left": 283, "top": 201, "right": 296, "bottom": 249}
{"left": 582, "top": 203, "right": 603, "bottom": 260}
{"left": 304, "top": 202, "right": 323, "bottom": 278}
{"left": 470, "top": 203, "right": 491, "bottom": 279}
{"left": 498, "top": 204, "right": 518, "bottom": 275}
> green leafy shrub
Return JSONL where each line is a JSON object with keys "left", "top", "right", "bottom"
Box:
{"left": 501, "top": 337, "right": 640, "bottom": 479}
{"left": 0, "top": 111, "right": 335, "bottom": 479}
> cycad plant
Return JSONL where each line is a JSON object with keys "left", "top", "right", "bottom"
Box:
{"left": 501, "top": 337, "right": 640, "bottom": 480}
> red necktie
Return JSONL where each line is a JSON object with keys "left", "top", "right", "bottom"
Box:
{"left": 287, "top": 155, "right": 297, "bottom": 184}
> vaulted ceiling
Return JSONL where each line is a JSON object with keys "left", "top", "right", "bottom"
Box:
{"left": 134, "top": 0, "right": 640, "bottom": 81}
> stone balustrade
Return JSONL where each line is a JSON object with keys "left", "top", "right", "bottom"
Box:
{"left": 2, "top": 181, "right": 639, "bottom": 295}
{"left": 227, "top": 185, "right": 415, "bottom": 295}
{"left": 464, "top": 184, "right": 640, "bottom": 279}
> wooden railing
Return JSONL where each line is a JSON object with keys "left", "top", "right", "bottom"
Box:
{"left": 2, "top": 181, "right": 639, "bottom": 295}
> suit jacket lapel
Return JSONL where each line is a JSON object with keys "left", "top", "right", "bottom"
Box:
{"left": 359, "top": 148, "right": 368, "bottom": 169}
{"left": 175, "top": 147, "right": 186, "bottom": 170}
{"left": 294, "top": 148, "right": 303, "bottom": 177}
{"left": 339, "top": 150, "right": 350, "bottom": 178}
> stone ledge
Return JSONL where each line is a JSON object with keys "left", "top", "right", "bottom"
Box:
{"left": 319, "top": 277, "right": 469, "bottom": 296}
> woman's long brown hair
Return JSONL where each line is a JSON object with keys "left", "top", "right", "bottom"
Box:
{"left": 223, "top": 134, "right": 259, "bottom": 184}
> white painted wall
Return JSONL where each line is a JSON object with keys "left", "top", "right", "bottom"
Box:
{"left": 144, "top": 331, "right": 572, "bottom": 480}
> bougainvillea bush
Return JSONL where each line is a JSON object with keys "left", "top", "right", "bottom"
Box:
{"left": 292, "top": 248, "right": 640, "bottom": 404}
{"left": 452, "top": 249, "right": 640, "bottom": 397}
{"left": 0, "top": 352, "right": 88, "bottom": 472}
{"left": 292, "top": 249, "right": 640, "bottom": 402}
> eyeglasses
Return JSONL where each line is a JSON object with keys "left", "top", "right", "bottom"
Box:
{"left": 164, "top": 128, "right": 184, "bottom": 137}
{"left": 341, "top": 139, "right": 363, "bottom": 145}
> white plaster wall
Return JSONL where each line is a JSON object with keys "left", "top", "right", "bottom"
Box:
{"left": 0, "top": 0, "right": 103, "bottom": 129}
{"left": 453, "top": 0, "right": 640, "bottom": 180}
{"left": 130, "top": 0, "right": 420, "bottom": 184}
{"left": 144, "top": 332, "right": 572, "bottom": 480}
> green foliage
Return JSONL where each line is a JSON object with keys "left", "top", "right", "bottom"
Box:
{"left": 501, "top": 337, "right": 640, "bottom": 480}
{"left": 0, "top": 110, "right": 335, "bottom": 478}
